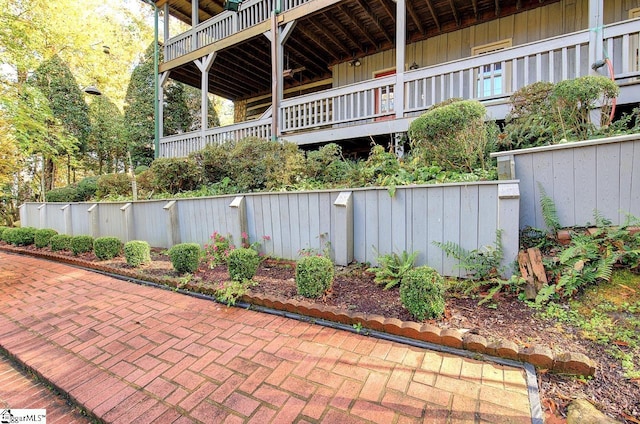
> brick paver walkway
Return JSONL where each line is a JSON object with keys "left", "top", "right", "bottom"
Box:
{"left": 0, "top": 252, "right": 534, "bottom": 423}
{"left": 0, "top": 353, "right": 92, "bottom": 423}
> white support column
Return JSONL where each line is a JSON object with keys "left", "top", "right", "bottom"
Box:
{"left": 163, "top": 3, "right": 170, "bottom": 42}
{"left": 333, "top": 192, "right": 354, "bottom": 266}
{"left": 266, "top": 19, "right": 296, "bottom": 141}
{"left": 163, "top": 200, "right": 180, "bottom": 247}
{"left": 195, "top": 53, "right": 217, "bottom": 147}
{"left": 87, "top": 204, "right": 99, "bottom": 238}
{"left": 120, "top": 203, "right": 134, "bottom": 242}
{"left": 158, "top": 71, "right": 170, "bottom": 155}
{"left": 228, "top": 196, "right": 247, "bottom": 249}
{"left": 588, "top": 0, "right": 604, "bottom": 73}
{"left": 395, "top": 0, "right": 406, "bottom": 119}
{"left": 192, "top": 0, "right": 199, "bottom": 50}
{"left": 61, "top": 204, "right": 72, "bottom": 236}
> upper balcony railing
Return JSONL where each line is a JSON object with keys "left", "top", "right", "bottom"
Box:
{"left": 159, "top": 19, "right": 640, "bottom": 157}
{"left": 165, "top": 0, "right": 312, "bottom": 62}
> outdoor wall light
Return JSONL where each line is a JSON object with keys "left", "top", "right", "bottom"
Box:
{"left": 409, "top": 61, "right": 419, "bottom": 70}
{"left": 223, "top": 0, "right": 243, "bottom": 11}
{"left": 83, "top": 85, "right": 102, "bottom": 96}
{"left": 349, "top": 58, "right": 361, "bottom": 67}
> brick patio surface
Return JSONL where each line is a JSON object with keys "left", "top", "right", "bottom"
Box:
{"left": 0, "top": 252, "right": 534, "bottom": 423}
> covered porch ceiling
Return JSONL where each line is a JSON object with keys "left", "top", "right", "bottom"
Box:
{"left": 153, "top": 0, "right": 559, "bottom": 101}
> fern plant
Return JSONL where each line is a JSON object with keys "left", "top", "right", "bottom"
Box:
{"left": 537, "top": 182, "right": 561, "bottom": 233}
{"left": 367, "top": 249, "right": 418, "bottom": 290}
{"left": 433, "top": 229, "right": 504, "bottom": 281}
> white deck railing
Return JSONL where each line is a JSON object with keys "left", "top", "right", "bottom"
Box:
{"left": 165, "top": 0, "right": 312, "bottom": 61}
{"left": 159, "top": 19, "right": 640, "bottom": 157}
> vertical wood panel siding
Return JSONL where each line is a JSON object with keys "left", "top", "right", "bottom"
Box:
{"left": 506, "top": 136, "right": 640, "bottom": 229}
{"left": 20, "top": 183, "right": 510, "bottom": 277}
{"left": 70, "top": 204, "right": 91, "bottom": 236}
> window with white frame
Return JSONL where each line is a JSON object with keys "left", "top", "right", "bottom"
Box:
{"left": 472, "top": 39, "right": 512, "bottom": 97}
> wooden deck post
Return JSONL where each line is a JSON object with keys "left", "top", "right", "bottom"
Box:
{"left": 333, "top": 192, "right": 354, "bottom": 266}
{"left": 395, "top": 0, "right": 406, "bottom": 119}
{"left": 498, "top": 183, "right": 520, "bottom": 277}
{"left": 163, "top": 200, "right": 180, "bottom": 247}
{"left": 229, "top": 196, "right": 247, "bottom": 250}
{"left": 87, "top": 204, "right": 99, "bottom": 239}
{"left": 120, "top": 203, "right": 134, "bottom": 242}
{"left": 195, "top": 53, "right": 217, "bottom": 149}
{"left": 61, "top": 204, "right": 72, "bottom": 236}
{"left": 588, "top": 0, "right": 604, "bottom": 73}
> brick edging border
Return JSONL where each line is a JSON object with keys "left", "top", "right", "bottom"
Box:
{"left": 0, "top": 245, "right": 596, "bottom": 377}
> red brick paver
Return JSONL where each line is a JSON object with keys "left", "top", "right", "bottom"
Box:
{"left": 0, "top": 353, "right": 92, "bottom": 423}
{"left": 0, "top": 252, "right": 534, "bottom": 423}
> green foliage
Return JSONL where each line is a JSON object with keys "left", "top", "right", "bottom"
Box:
{"left": 367, "top": 249, "right": 418, "bottom": 290}
{"left": 502, "top": 82, "right": 557, "bottom": 149}
{"left": 190, "top": 142, "right": 231, "bottom": 184}
{"left": 538, "top": 183, "right": 561, "bottom": 233}
{"left": 295, "top": 255, "right": 335, "bottom": 298}
{"left": 34, "top": 228, "right": 58, "bottom": 248}
{"left": 88, "top": 96, "right": 127, "bottom": 175}
{"left": 93, "top": 236, "right": 122, "bottom": 260}
{"left": 71, "top": 235, "right": 94, "bottom": 255}
{"left": 205, "top": 232, "right": 234, "bottom": 267}
{"left": 169, "top": 243, "right": 202, "bottom": 274}
{"left": 150, "top": 157, "right": 202, "bottom": 194}
{"left": 124, "top": 240, "right": 151, "bottom": 267}
{"left": 76, "top": 176, "right": 99, "bottom": 201}
{"left": 96, "top": 173, "right": 131, "bottom": 199}
{"left": 399, "top": 266, "right": 446, "bottom": 320}
{"left": 433, "top": 230, "right": 504, "bottom": 281}
{"left": 3, "top": 227, "right": 36, "bottom": 246}
{"left": 552, "top": 75, "right": 619, "bottom": 139}
{"left": 503, "top": 76, "right": 622, "bottom": 148}
{"left": 227, "top": 248, "right": 261, "bottom": 282}
{"left": 535, "top": 212, "right": 640, "bottom": 304}
{"left": 46, "top": 186, "right": 79, "bottom": 202}
{"left": 0, "top": 226, "right": 7, "bottom": 240}
{"left": 408, "top": 100, "right": 493, "bottom": 172}
{"left": 215, "top": 279, "right": 257, "bottom": 306}
{"left": 49, "top": 234, "right": 72, "bottom": 251}
{"left": 134, "top": 166, "right": 149, "bottom": 175}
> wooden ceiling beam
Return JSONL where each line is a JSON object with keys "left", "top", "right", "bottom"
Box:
{"left": 406, "top": 1, "right": 425, "bottom": 35}
{"left": 495, "top": 0, "right": 502, "bottom": 16}
{"left": 448, "top": 0, "right": 461, "bottom": 26}
{"left": 287, "top": 38, "right": 332, "bottom": 71}
{"left": 424, "top": 0, "right": 441, "bottom": 32}
{"left": 222, "top": 51, "right": 271, "bottom": 81}
{"left": 213, "top": 61, "right": 267, "bottom": 93}
{"left": 296, "top": 26, "right": 342, "bottom": 61}
{"left": 323, "top": 12, "right": 366, "bottom": 54}
{"left": 471, "top": 0, "right": 479, "bottom": 18}
{"left": 339, "top": 5, "right": 379, "bottom": 48}
{"left": 308, "top": 20, "right": 352, "bottom": 58}
{"left": 378, "top": 0, "right": 396, "bottom": 23}
{"left": 354, "top": 0, "right": 393, "bottom": 44}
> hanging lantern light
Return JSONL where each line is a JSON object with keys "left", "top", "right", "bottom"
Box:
{"left": 223, "top": 0, "right": 243, "bottom": 11}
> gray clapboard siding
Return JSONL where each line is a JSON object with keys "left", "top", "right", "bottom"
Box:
{"left": 493, "top": 134, "right": 640, "bottom": 229}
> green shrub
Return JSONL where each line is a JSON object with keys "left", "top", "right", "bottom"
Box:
{"left": 134, "top": 165, "right": 149, "bottom": 175}
{"left": 502, "top": 82, "right": 556, "bottom": 149}
{"left": 46, "top": 185, "right": 79, "bottom": 202}
{"left": 408, "top": 100, "right": 492, "bottom": 173}
{"left": 190, "top": 142, "right": 231, "bottom": 184}
{"left": 3, "top": 227, "right": 36, "bottom": 246}
{"left": 34, "top": 229, "right": 58, "bottom": 248}
{"left": 150, "top": 157, "right": 202, "bottom": 194}
{"left": 227, "top": 248, "right": 261, "bottom": 281}
{"left": 71, "top": 235, "right": 94, "bottom": 255}
{"left": 124, "top": 240, "right": 151, "bottom": 267}
{"left": 50, "top": 234, "right": 72, "bottom": 251}
{"left": 295, "top": 255, "right": 334, "bottom": 298}
{"left": 169, "top": 243, "right": 202, "bottom": 273}
{"left": 96, "top": 173, "right": 131, "bottom": 198}
{"left": 76, "top": 176, "right": 98, "bottom": 201}
{"left": 93, "top": 236, "right": 122, "bottom": 260}
{"left": 0, "top": 226, "right": 7, "bottom": 240}
{"left": 400, "top": 266, "right": 446, "bottom": 320}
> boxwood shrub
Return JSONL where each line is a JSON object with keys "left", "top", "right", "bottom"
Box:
{"left": 399, "top": 266, "right": 445, "bottom": 320}
{"left": 93, "top": 236, "right": 122, "bottom": 260}
{"left": 227, "top": 248, "right": 261, "bottom": 281}
{"left": 50, "top": 234, "right": 72, "bottom": 251}
{"left": 0, "top": 226, "right": 8, "bottom": 240}
{"left": 169, "top": 243, "right": 201, "bottom": 274}
{"left": 34, "top": 229, "right": 59, "bottom": 248}
{"left": 124, "top": 240, "right": 151, "bottom": 267}
{"left": 3, "top": 227, "right": 36, "bottom": 246}
{"left": 295, "top": 256, "right": 334, "bottom": 298}
{"left": 71, "top": 235, "right": 94, "bottom": 255}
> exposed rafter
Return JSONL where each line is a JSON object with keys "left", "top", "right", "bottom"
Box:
{"left": 308, "top": 20, "right": 352, "bottom": 58}
{"left": 449, "top": 0, "right": 461, "bottom": 26}
{"left": 340, "top": 4, "right": 379, "bottom": 48}
{"left": 378, "top": 0, "right": 396, "bottom": 23}
{"left": 495, "top": 0, "right": 502, "bottom": 15}
{"left": 471, "top": 0, "right": 479, "bottom": 18}
{"left": 424, "top": 0, "right": 442, "bottom": 32}
{"left": 406, "top": 1, "right": 425, "bottom": 35}
{"left": 354, "top": 0, "right": 394, "bottom": 44}
{"left": 297, "top": 26, "right": 342, "bottom": 61}
{"left": 323, "top": 11, "right": 366, "bottom": 54}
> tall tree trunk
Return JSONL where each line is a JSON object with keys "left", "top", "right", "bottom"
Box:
{"left": 44, "top": 157, "right": 55, "bottom": 192}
